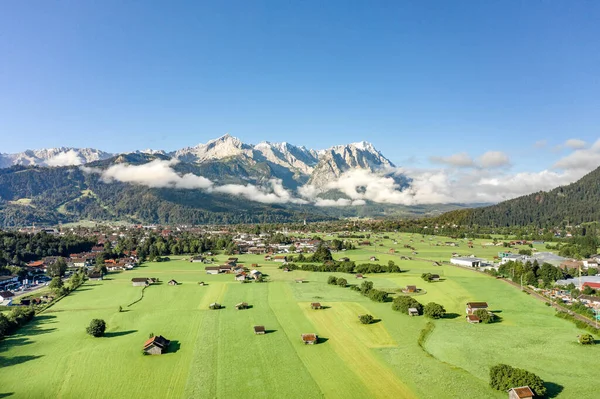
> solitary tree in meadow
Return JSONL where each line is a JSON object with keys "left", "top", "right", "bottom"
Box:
{"left": 86, "top": 319, "right": 106, "bottom": 337}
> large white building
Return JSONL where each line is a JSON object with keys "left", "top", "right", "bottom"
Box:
{"left": 450, "top": 257, "right": 486, "bottom": 268}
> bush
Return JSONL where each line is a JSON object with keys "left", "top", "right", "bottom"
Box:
{"left": 579, "top": 334, "right": 595, "bottom": 345}
{"left": 489, "top": 364, "right": 546, "bottom": 397}
{"left": 392, "top": 296, "right": 423, "bottom": 315}
{"left": 86, "top": 319, "right": 106, "bottom": 337}
{"left": 337, "top": 278, "right": 348, "bottom": 287}
{"left": 359, "top": 314, "right": 375, "bottom": 324}
{"left": 423, "top": 302, "right": 446, "bottom": 319}
{"left": 327, "top": 276, "right": 338, "bottom": 285}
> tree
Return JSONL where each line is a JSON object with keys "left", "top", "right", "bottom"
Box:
{"left": 359, "top": 314, "right": 374, "bottom": 324}
{"left": 489, "top": 364, "right": 546, "bottom": 397}
{"left": 86, "top": 319, "right": 106, "bottom": 337}
{"left": 421, "top": 273, "right": 433, "bottom": 282}
{"left": 579, "top": 334, "right": 595, "bottom": 345}
{"left": 313, "top": 244, "right": 333, "bottom": 262}
{"left": 327, "top": 276, "right": 338, "bottom": 285}
{"left": 423, "top": 302, "right": 446, "bottom": 319}
{"left": 360, "top": 281, "right": 374, "bottom": 295}
{"left": 337, "top": 278, "right": 348, "bottom": 287}
{"left": 70, "top": 273, "right": 82, "bottom": 288}
{"left": 582, "top": 285, "right": 596, "bottom": 295}
{"left": 0, "top": 313, "right": 12, "bottom": 338}
{"left": 288, "top": 244, "right": 297, "bottom": 253}
{"left": 474, "top": 309, "right": 495, "bottom": 323}
{"left": 368, "top": 289, "right": 388, "bottom": 302}
{"left": 47, "top": 258, "right": 67, "bottom": 277}
{"left": 49, "top": 276, "right": 64, "bottom": 292}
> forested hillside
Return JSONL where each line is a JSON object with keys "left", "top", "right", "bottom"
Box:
{"left": 436, "top": 166, "right": 600, "bottom": 227}
{"left": 0, "top": 163, "right": 321, "bottom": 226}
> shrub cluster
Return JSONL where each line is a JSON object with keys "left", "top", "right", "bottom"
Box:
{"left": 474, "top": 309, "right": 496, "bottom": 324}
{"left": 423, "top": 302, "right": 446, "bottom": 319}
{"left": 0, "top": 307, "right": 36, "bottom": 339}
{"left": 489, "top": 364, "right": 546, "bottom": 397}
{"left": 579, "top": 333, "right": 595, "bottom": 345}
{"left": 392, "top": 296, "right": 423, "bottom": 315}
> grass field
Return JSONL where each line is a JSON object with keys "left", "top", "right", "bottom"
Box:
{"left": 0, "top": 232, "right": 597, "bottom": 398}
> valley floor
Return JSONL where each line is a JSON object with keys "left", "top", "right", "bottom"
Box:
{"left": 0, "top": 234, "right": 597, "bottom": 398}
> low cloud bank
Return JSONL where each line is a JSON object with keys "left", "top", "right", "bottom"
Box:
{"left": 86, "top": 159, "right": 305, "bottom": 205}
{"left": 46, "top": 150, "right": 84, "bottom": 167}
{"left": 82, "top": 143, "right": 597, "bottom": 207}
{"left": 100, "top": 159, "right": 212, "bottom": 189}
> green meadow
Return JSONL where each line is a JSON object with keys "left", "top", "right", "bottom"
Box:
{"left": 0, "top": 233, "right": 597, "bottom": 398}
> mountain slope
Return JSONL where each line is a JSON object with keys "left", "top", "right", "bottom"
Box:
{"left": 436, "top": 166, "right": 600, "bottom": 227}
{"left": 0, "top": 163, "right": 333, "bottom": 226}
{"left": 308, "top": 142, "right": 395, "bottom": 188}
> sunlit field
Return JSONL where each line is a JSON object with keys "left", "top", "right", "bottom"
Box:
{"left": 0, "top": 233, "right": 596, "bottom": 398}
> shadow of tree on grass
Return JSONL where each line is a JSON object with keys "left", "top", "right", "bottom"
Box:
{"left": 545, "top": 382, "right": 564, "bottom": 398}
{"left": 104, "top": 330, "right": 137, "bottom": 338}
{"left": 443, "top": 313, "right": 460, "bottom": 319}
{"left": 0, "top": 355, "right": 43, "bottom": 368}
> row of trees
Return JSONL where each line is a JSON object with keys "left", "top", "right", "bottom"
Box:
{"left": 350, "top": 281, "right": 389, "bottom": 303}
{"left": 282, "top": 260, "right": 402, "bottom": 274}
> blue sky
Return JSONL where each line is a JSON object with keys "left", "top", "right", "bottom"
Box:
{"left": 1, "top": 1, "right": 599, "bottom": 174}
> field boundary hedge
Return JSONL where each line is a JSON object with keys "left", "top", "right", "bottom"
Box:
{"left": 127, "top": 286, "right": 147, "bottom": 307}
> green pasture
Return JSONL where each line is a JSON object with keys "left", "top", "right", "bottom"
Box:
{"left": 0, "top": 235, "right": 596, "bottom": 398}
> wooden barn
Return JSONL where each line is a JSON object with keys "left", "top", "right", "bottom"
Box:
{"left": 301, "top": 333, "right": 318, "bottom": 345}
{"left": 143, "top": 335, "right": 170, "bottom": 355}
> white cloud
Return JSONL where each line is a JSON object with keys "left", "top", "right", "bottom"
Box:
{"left": 302, "top": 165, "right": 586, "bottom": 206}
{"left": 213, "top": 179, "right": 308, "bottom": 204}
{"left": 477, "top": 151, "right": 510, "bottom": 168}
{"left": 46, "top": 150, "right": 84, "bottom": 166}
{"left": 564, "top": 139, "right": 587, "bottom": 149}
{"left": 430, "top": 150, "right": 510, "bottom": 169}
{"left": 429, "top": 152, "right": 474, "bottom": 168}
{"left": 100, "top": 159, "right": 213, "bottom": 189}
{"left": 534, "top": 140, "right": 547, "bottom": 148}
{"left": 553, "top": 139, "right": 600, "bottom": 171}
{"left": 90, "top": 159, "right": 306, "bottom": 205}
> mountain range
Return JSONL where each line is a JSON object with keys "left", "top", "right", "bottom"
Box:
{"left": 4, "top": 134, "right": 597, "bottom": 228}
{"left": 0, "top": 134, "right": 394, "bottom": 188}
{"left": 1, "top": 135, "right": 470, "bottom": 226}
